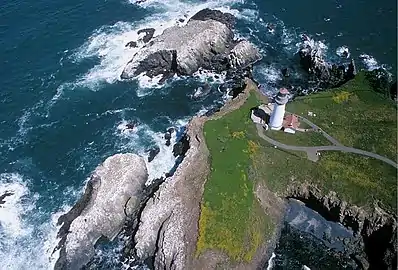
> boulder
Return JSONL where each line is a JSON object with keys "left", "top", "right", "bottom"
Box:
{"left": 0, "top": 191, "right": 13, "bottom": 206}
{"left": 164, "top": 129, "right": 174, "bottom": 146}
{"left": 229, "top": 40, "right": 262, "bottom": 69}
{"left": 137, "top": 28, "right": 155, "bottom": 43}
{"left": 147, "top": 147, "right": 160, "bottom": 162}
{"left": 125, "top": 41, "right": 138, "bottom": 48}
{"left": 53, "top": 153, "right": 148, "bottom": 270}
{"left": 172, "top": 133, "right": 190, "bottom": 157}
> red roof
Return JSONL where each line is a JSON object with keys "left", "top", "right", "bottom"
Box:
{"left": 283, "top": 114, "right": 299, "bottom": 129}
{"left": 279, "top": 88, "right": 290, "bottom": 95}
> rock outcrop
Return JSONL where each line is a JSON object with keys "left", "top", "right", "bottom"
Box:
{"left": 120, "top": 9, "right": 261, "bottom": 82}
{"left": 298, "top": 37, "right": 356, "bottom": 88}
{"left": 127, "top": 117, "right": 209, "bottom": 269}
{"left": 287, "top": 184, "right": 397, "bottom": 270}
{"left": 53, "top": 153, "right": 148, "bottom": 270}
{"left": 0, "top": 191, "right": 13, "bottom": 205}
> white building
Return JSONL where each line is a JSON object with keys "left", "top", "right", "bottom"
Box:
{"left": 269, "top": 88, "right": 290, "bottom": 130}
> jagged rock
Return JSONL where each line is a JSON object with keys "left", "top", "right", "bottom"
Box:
{"left": 164, "top": 129, "right": 173, "bottom": 147}
{"left": 172, "top": 133, "right": 190, "bottom": 157}
{"left": 121, "top": 9, "right": 261, "bottom": 81}
{"left": 125, "top": 41, "right": 138, "bottom": 48}
{"left": 229, "top": 40, "right": 262, "bottom": 69}
{"left": 287, "top": 184, "right": 397, "bottom": 270}
{"left": 137, "top": 28, "right": 155, "bottom": 43}
{"left": 134, "top": 117, "right": 209, "bottom": 269}
{"left": 121, "top": 18, "right": 233, "bottom": 79}
{"left": 0, "top": 191, "right": 13, "bottom": 205}
{"left": 298, "top": 38, "right": 355, "bottom": 88}
{"left": 188, "top": 8, "right": 235, "bottom": 29}
{"left": 147, "top": 147, "right": 160, "bottom": 162}
{"left": 53, "top": 153, "right": 148, "bottom": 270}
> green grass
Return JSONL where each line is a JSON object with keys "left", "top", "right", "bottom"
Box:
{"left": 265, "top": 129, "right": 331, "bottom": 147}
{"left": 197, "top": 75, "right": 397, "bottom": 263}
{"left": 288, "top": 72, "right": 397, "bottom": 162}
{"left": 254, "top": 139, "right": 397, "bottom": 212}
{"left": 196, "top": 93, "right": 274, "bottom": 261}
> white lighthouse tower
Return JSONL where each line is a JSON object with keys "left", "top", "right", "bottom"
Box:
{"left": 269, "top": 88, "right": 289, "bottom": 130}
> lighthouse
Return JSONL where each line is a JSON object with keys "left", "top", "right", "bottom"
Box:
{"left": 269, "top": 88, "right": 289, "bottom": 130}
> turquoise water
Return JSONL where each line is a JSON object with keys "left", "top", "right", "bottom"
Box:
{"left": 0, "top": 0, "right": 396, "bottom": 268}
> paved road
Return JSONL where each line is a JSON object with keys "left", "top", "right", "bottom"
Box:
{"left": 256, "top": 124, "right": 398, "bottom": 169}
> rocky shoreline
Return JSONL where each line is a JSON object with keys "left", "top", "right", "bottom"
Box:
{"left": 287, "top": 184, "right": 397, "bottom": 270}
{"left": 52, "top": 77, "right": 397, "bottom": 270}
{"left": 49, "top": 8, "right": 397, "bottom": 270}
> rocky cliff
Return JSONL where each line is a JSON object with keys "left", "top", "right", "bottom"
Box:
{"left": 288, "top": 184, "right": 397, "bottom": 270}
{"left": 53, "top": 153, "right": 148, "bottom": 270}
{"left": 132, "top": 117, "right": 209, "bottom": 269}
{"left": 298, "top": 36, "right": 356, "bottom": 90}
{"left": 121, "top": 9, "right": 261, "bottom": 82}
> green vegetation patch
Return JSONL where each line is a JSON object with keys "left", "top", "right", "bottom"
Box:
{"left": 255, "top": 138, "right": 397, "bottom": 212}
{"left": 288, "top": 72, "right": 397, "bottom": 162}
{"left": 197, "top": 93, "right": 274, "bottom": 261}
{"left": 266, "top": 129, "right": 331, "bottom": 147}
{"left": 197, "top": 75, "right": 397, "bottom": 263}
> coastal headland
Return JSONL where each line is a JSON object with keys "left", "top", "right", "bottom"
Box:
{"left": 49, "top": 8, "right": 397, "bottom": 270}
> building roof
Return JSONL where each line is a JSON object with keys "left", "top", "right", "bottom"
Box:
{"left": 282, "top": 114, "right": 299, "bottom": 129}
{"left": 279, "top": 88, "right": 290, "bottom": 95}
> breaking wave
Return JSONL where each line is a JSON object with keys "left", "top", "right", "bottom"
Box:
{"left": 0, "top": 173, "right": 67, "bottom": 270}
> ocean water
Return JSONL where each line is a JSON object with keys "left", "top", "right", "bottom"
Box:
{"left": 0, "top": 0, "right": 396, "bottom": 269}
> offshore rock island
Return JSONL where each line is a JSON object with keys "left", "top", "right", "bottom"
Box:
{"left": 52, "top": 8, "right": 397, "bottom": 270}
{"left": 121, "top": 8, "right": 261, "bottom": 87}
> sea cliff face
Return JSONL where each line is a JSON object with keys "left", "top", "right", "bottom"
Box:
{"left": 287, "top": 184, "right": 397, "bottom": 270}
{"left": 133, "top": 117, "right": 209, "bottom": 269}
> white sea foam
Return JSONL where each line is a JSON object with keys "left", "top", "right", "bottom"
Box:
{"left": 266, "top": 252, "right": 276, "bottom": 270}
{"left": 114, "top": 116, "right": 191, "bottom": 183}
{"left": 0, "top": 173, "right": 68, "bottom": 270}
{"left": 48, "top": 0, "right": 243, "bottom": 104}
{"left": 336, "top": 45, "right": 350, "bottom": 58}
{"left": 193, "top": 69, "right": 227, "bottom": 84}
{"left": 297, "top": 37, "right": 328, "bottom": 56}
{"left": 142, "top": 129, "right": 177, "bottom": 183}
{"left": 359, "top": 54, "right": 381, "bottom": 71}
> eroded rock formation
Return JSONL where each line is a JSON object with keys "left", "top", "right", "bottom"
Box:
{"left": 121, "top": 9, "right": 261, "bottom": 82}
{"left": 298, "top": 37, "right": 356, "bottom": 88}
{"left": 53, "top": 153, "right": 148, "bottom": 270}
{"left": 123, "top": 117, "right": 209, "bottom": 269}
{"left": 287, "top": 184, "right": 397, "bottom": 270}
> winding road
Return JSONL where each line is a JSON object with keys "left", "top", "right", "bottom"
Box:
{"left": 255, "top": 118, "right": 398, "bottom": 169}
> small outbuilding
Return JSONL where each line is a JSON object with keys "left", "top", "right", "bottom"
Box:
{"left": 282, "top": 114, "right": 300, "bottom": 134}
{"left": 250, "top": 107, "right": 269, "bottom": 125}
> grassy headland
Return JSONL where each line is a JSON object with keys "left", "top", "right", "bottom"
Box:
{"left": 197, "top": 92, "right": 274, "bottom": 262}
{"left": 288, "top": 72, "right": 397, "bottom": 162}
{"left": 196, "top": 72, "right": 397, "bottom": 264}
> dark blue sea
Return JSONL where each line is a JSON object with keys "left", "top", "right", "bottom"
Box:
{"left": 0, "top": 0, "right": 396, "bottom": 269}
